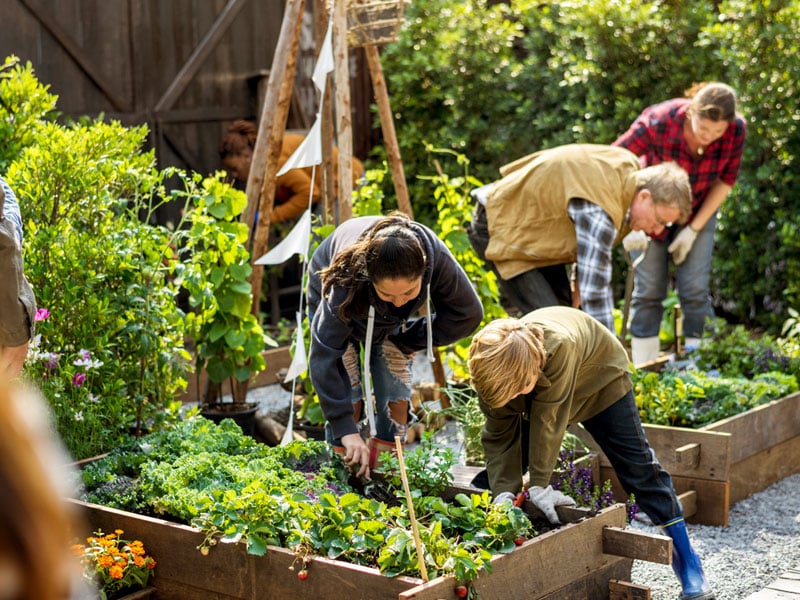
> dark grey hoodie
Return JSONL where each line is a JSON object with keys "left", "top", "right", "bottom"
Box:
{"left": 308, "top": 216, "right": 483, "bottom": 439}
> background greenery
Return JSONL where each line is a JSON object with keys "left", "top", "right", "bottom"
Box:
{"left": 379, "top": 0, "right": 800, "bottom": 332}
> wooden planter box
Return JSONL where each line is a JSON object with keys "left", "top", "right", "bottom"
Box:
{"left": 70, "top": 497, "right": 665, "bottom": 600}
{"left": 571, "top": 358, "right": 800, "bottom": 527}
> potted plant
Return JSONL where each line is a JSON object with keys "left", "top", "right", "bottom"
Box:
{"left": 73, "top": 529, "right": 156, "bottom": 600}
{"left": 175, "top": 176, "right": 267, "bottom": 436}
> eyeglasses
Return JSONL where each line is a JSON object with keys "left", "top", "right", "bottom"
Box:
{"left": 654, "top": 206, "right": 674, "bottom": 229}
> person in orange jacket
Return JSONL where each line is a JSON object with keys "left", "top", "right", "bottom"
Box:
{"left": 219, "top": 119, "right": 365, "bottom": 224}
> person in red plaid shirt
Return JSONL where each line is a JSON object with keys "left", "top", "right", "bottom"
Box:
{"left": 613, "top": 82, "right": 746, "bottom": 364}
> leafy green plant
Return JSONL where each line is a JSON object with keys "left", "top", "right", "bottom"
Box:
{"left": 437, "top": 383, "right": 487, "bottom": 466}
{"left": 422, "top": 145, "right": 507, "bottom": 382}
{"left": 175, "top": 175, "right": 267, "bottom": 403}
{"left": 380, "top": 431, "right": 457, "bottom": 498}
{"left": 693, "top": 319, "right": 800, "bottom": 379}
{"left": 633, "top": 367, "right": 797, "bottom": 428}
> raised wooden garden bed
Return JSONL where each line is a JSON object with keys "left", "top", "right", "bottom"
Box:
{"left": 570, "top": 359, "right": 800, "bottom": 527}
{"left": 71, "top": 497, "right": 668, "bottom": 600}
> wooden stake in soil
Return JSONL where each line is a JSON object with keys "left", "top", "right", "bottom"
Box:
{"left": 394, "top": 435, "right": 429, "bottom": 582}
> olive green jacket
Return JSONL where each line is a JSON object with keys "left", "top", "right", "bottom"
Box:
{"left": 479, "top": 306, "right": 632, "bottom": 494}
{"left": 484, "top": 144, "right": 640, "bottom": 279}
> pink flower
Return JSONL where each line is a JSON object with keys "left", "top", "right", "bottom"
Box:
{"left": 35, "top": 308, "right": 51, "bottom": 321}
{"left": 72, "top": 372, "right": 87, "bottom": 387}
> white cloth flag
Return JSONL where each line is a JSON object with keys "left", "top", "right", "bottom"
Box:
{"left": 312, "top": 17, "right": 334, "bottom": 94}
{"left": 276, "top": 118, "right": 322, "bottom": 176}
{"left": 283, "top": 310, "right": 308, "bottom": 382}
{"left": 254, "top": 209, "right": 311, "bottom": 265}
{"left": 279, "top": 311, "right": 309, "bottom": 446}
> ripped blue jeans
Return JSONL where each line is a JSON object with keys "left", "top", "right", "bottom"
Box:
{"left": 325, "top": 338, "right": 414, "bottom": 444}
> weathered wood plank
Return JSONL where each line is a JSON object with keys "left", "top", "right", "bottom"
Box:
{"left": 640, "top": 424, "right": 731, "bottom": 480}
{"left": 745, "top": 568, "right": 800, "bottom": 599}
{"left": 729, "top": 435, "right": 800, "bottom": 504}
{"left": 539, "top": 560, "right": 634, "bottom": 600}
{"left": 678, "top": 489, "right": 698, "bottom": 520}
{"left": 568, "top": 423, "right": 730, "bottom": 482}
{"left": 20, "top": 0, "right": 131, "bottom": 111}
{"left": 609, "top": 579, "right": 652, "bottom": 600}
{"left": 704, "top": 392, "right": 800, "bottom": 463}
{"left": 602, "top": 526, "right": 672, "bottom": 565}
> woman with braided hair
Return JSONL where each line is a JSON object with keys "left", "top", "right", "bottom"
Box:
{"left": 307, "top": 213, "right": 483, "bottom": 479}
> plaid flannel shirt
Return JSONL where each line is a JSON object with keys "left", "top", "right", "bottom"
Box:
{"left": 567, "top": 199, "right": 617, "bottom": 333}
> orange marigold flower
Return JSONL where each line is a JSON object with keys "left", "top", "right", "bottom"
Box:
{"left": 97, "top": 556, "right": 114, "bottom": 568}
{"left": 109, "top": 565, "right": 125, "bottom": 580}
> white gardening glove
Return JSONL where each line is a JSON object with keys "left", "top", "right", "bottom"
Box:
{"left": 528, "top": 485, "right": 576, "bottom": 524}
{"left": 622, "top": 230, "right": 649, "bottom": 252}
{"left": 492, "top": 491, "right": 517, "bottom": 506}
{"left": 668, "top": 226, "right": 698, "bottom": 265}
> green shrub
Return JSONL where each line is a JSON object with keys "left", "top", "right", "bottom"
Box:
{"left": 706, "top": 0, "right": 800, "bottom": 329}
{"left": 0, "top": 56, "right": 59, "bottom": 170}
{"left": 14, "top": 120, "right": 189, "bottom": 458}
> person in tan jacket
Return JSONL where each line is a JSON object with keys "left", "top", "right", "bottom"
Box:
{"left": 219, "top": 120, "right": 364, "bottom": 224}
{"left": 468, "top": 144, "right": 691, "bottom": 333}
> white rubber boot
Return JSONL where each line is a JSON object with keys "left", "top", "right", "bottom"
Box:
{"left": 631, "top": 336, "right": 660, "bottom": 366}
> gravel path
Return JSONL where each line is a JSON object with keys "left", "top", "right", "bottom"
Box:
{"left": 630, "top": 473, "right": 800, "bottom": 599}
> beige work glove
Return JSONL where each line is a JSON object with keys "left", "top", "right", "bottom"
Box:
{"left": 622, "top": 230, "right": 649, "bottom": 252}
{"left": 668, "top": 226, "right": 699, "bottom": 265}
{"left": 528, "top": 485, "right": 576, "bottom": 524}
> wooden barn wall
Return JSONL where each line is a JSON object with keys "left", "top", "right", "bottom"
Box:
{"left": 0, "top": 0, "right": 378, "bottom": 221}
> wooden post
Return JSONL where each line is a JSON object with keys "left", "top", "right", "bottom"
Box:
{"left": 242, "top": 0, "right": 305, "bottom": 245}
{"left": 315, "top": 0, "right": 336, "bottom": 225}
{"left": 333, "top": 0, "right": 353, "bottom": 222}
{"left": 364, "top": 44, "right": 412, "bottom": 218}
{"left": 236, "top": 0, "right": 305, "bottom": 401}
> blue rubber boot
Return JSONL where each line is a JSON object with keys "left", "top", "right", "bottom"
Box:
{"left": 661, "top": 518, "right": 716, "bottom": 599}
